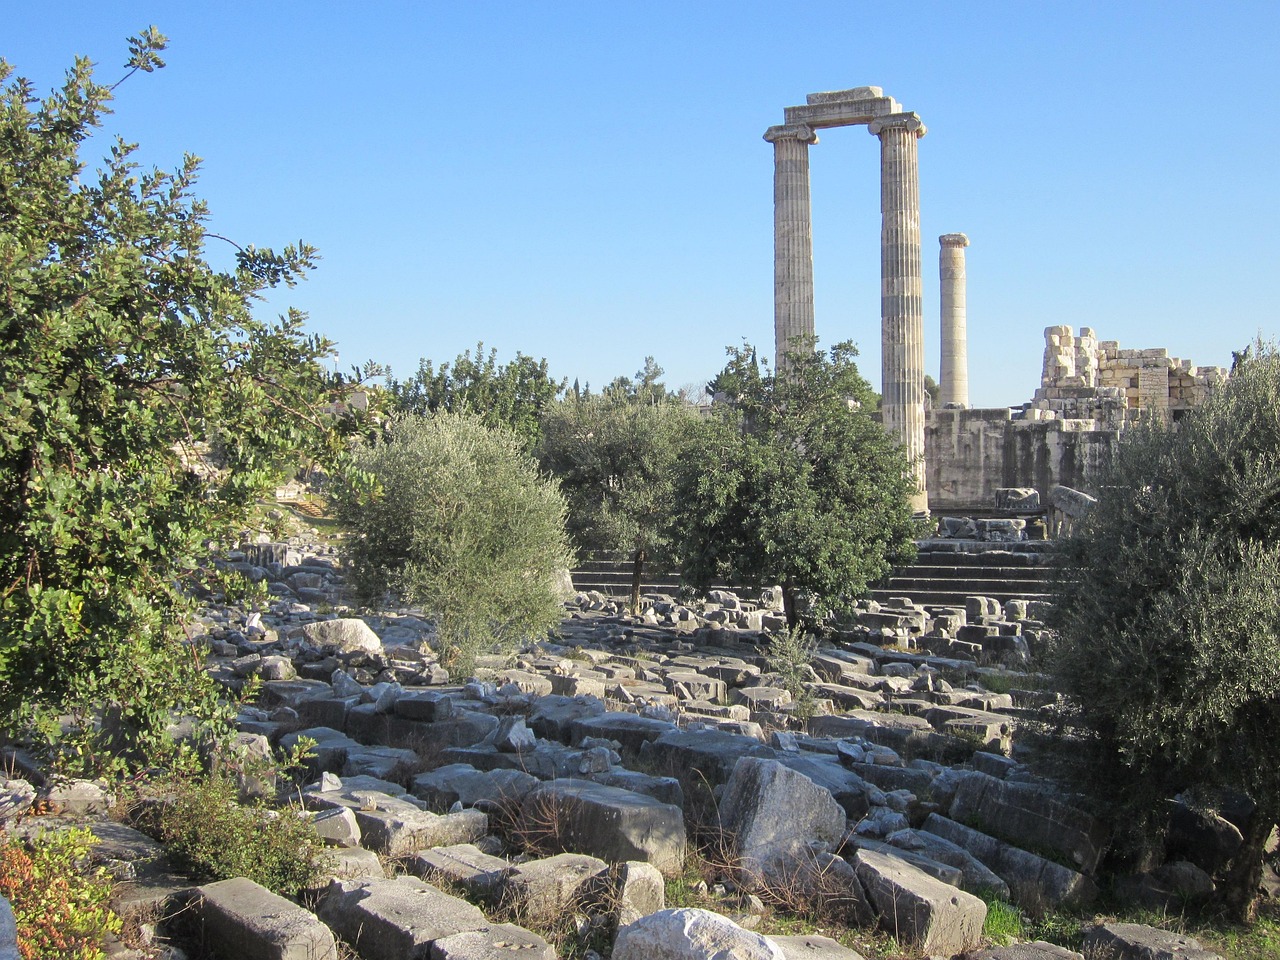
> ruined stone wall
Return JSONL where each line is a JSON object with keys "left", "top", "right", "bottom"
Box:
{"left": 925, "top": 326, "right": 1225, "bottom": 513}
{"left": 926, "top": 409, "right": 1117, "bottom": 512}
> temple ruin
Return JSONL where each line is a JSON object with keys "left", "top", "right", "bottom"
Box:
{"left": 766, "top": 87, "right": 1228, "bottom": 518}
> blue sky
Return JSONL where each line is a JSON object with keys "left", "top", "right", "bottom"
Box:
{"left": 8, "top": 2, "right": 1279, "bottom": 406}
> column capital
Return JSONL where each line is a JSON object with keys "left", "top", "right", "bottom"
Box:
{"left": 940, "top": 233, "right": 970, "bottom": 248}
{"left": 868, "top": 112, "right": 926, "bottom": 139}
{"left": 763, "top": 123, "right": 818, "bottom": 145}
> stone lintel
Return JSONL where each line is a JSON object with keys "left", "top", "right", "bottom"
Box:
{"left": 783, "top": 96, "right": 899, "bottom": 128}
{"left": 806, "top": 86, "right": 884, "bottom": 104}
{"left": 763, "top": 123, "right": 818, "bottom": 144}
{"left": 868, "top": 112, "right": 927, "bottom": 138}
{"left": 940, "top": 233, "right": 970, "bottom": 247}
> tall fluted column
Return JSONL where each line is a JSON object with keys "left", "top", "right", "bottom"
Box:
{"left": 939, "top": 233, "right": 970, "bottom": 408}
{"left": 868, "top": 112, "right": 927, "bottom": 510}
{"left": 764, "top": 123, "right": 819, "bottom": 371}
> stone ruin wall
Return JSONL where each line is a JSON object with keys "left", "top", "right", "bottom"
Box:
{"left": 925, "top": 326, "right": 1227, "bottom": 513}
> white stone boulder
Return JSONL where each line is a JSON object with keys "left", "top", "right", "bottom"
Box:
{"left": 613, "top": 908, "right": 785, "bottom": 960}
{"left": 852, "top": 847, "right": 986, "bottom": 956}
{"left": 302, "top": 618, "right": 383, "bottom": 655}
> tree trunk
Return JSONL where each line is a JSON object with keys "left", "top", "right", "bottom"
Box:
{"left": 782, "top": 583, "right": 798, "bottom": 631}
{"left": 1220, "top": 808, "right": 1275, "bottom": 923}
{"left": 629, "top": 547, "right": 646, "bottom": 617}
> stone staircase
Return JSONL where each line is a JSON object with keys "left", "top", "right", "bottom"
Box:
{"left": 571, "top": 555, "right": 734, "bottom": 599}
{"left": 870, "top": 541, "right": 1060, "bottom": 607}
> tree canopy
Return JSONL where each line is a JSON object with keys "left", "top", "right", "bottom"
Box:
{"left": 1049, "top": 342, "right": 1280, "bottom": 920}
{"left": 678, "top": 340, "right": 920, "bottom": 627}
{"left": 389, "top": 342, "right": 565, "bottom": 449}
{"left": 538, "top": 390, "right": 697, "bottom": 613}
{"left": 0, "top": 31, "right": 341, "bottom": 769}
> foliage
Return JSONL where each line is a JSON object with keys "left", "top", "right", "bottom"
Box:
{"left": 1048, "top": 341, "right": 1280, "bottom": 921}
{"left": 981, "top": 895, "right": 1024, "bottom": 946}
{"left": 0, "top": 32, "right": 344, "bottom": 771}
{"left": 599, "top": 356, "right": 672, "bottom": 405}
{"left": 678, "top": 340, "right": 921, "bottom": 627}
{"left": 335, "top": 411, "right": 574, "bottom": 674}
{"left": 146, "top": 773, "right": 327, "bottom": 897}
{"left": 0, "top": 827, "right": 121, "bottom": 960}
{"left": 390, "top": 342, "right": 565, "bottom": 449}
{"left": 538, "top": 391, "right": 697, "bottom": 612}
{"left": 765, "top": 625, "right": 818, "bottom": 706}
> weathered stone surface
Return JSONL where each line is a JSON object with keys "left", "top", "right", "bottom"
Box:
{"left": 325, "top": 846, "right": 387, "bottom": 881}
{"left": 519, "top": 779, "right": 686, "bottom": 874}
{"left": 429, "top": 923, "right": 555, "bottom": 960}
{"left": 570, "top": 712, "right": 676, "bottom": 755}
{"left": 962, "top": 944, "right": 1082, "bottom": 960}
{"left": 719, "top": 757, "right": 845, "bottom": 882}
{"left": 407, "top": 844, "right": 513, "bottom": 900}
{"left": 1082, "top": 922, "right": 1225, "bottom": 960}
{"left": 411, "top": 764, "right": 539, "bottom": 813}
{"left": 318, "top": 876, "right": 487, "bottom": 960}
{"left": 852, "top": 847, "right": 985, "bottom": 955}
{"left": 613, "top": 908, "right": 785, "bottom": 960}
{"left": 309, "top": 788, "right": 487, "bottom": 856}
{"left": 500, "top": 852, "right": 609, "bottom": 924}
{"left": 641, "top": 729, "right": 775, "bottom": 786}
{"left": 770, "top": 933, "right": 866, "bottom": 960}
{"left": 0, "top": 897, "right": 17, "bottom": 960}
{"left": 302, "top": 618, "right": 383, "bottom": 655}
{"left": 923, "top": 814, "right": 1096, "bottom": 909}
{"left": 884, "top": 827, "right": 1010, "bottom": 900}
{"left": 312, "top": 806, "right": 362, "bottom": 847}
{"left": 614, "top": 860, "right": 666, "bottom": 927}
{"left": 947, "top": 770, "right": 1107, "bottom": 873}
{"left": 195, "top": 877, "right": 337, "bottom": 960}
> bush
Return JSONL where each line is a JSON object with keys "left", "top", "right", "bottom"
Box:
{"left": 146, "top": 774, "right": 327, "bottom": 898}
{"left": 336, "top": 411, "right": 575, "bottom": 674}
{"left": 0, "top": 827, "right": 121, "bottom": 960}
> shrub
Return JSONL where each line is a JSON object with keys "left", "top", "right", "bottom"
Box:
{"left": 335, "top": 411, "right": 574, "bottom": 675}
{"left": 0, "top": 827, "right": 121, "bottom": 960}
{"left": 146, "top": 774, "right": 327, "bottom": 897}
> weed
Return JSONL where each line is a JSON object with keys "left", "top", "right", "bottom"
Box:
{"left": 982, "top": 896, "right": 1025, "bottom": 945}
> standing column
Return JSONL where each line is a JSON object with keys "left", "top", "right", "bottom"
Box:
{"left": 868, "top": 112, "right": 928, "bottom": 510}
{"left": 764, "top": 123, "right": 819, "bottom": 371}
{"left": 939, "top": 233, "right": 970, "bottom": 408}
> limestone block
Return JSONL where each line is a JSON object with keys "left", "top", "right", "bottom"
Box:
{"left": 964, "top": 942, "right": 1081, "bottom": 959}
{"left": 852, "top": 847, "right": 986, "bottom": 955}
{"left": 883, "top": 827, "right": 1010, "bottom": 900}
{"left": 519, "top": 779, "right": 686, "bottom": 874}
{"left": 407, "top": 843, "right": 514, "bottom": 900}
{"left": 429, "top": 923, "right": 555, "bottom": 960}
{"left": 500, "top": 852, "right": 610, "bottom": 924}
{"left": 411, "top": 764, "right": 539, "bottom": 813}
{"left": 325, "top": 846, "right": 386, "bottom": 882}
{"left": 394, "top": 691, "right": 456, "bottom": 721}
{"left": 664, "top": 671, "right": 728, "bottom": 703}
{"left": 1083, "top": 922, "right": 1224, "bottom": 960}
{"left": 718, "top": 757, "right": 845, "bottom": 882}
{"left": 195, "top": 877, "right": 337, "bottom": 960}
{"left": 922, "top": 814, "right": 1096, "bottom": 909}
{"left": 318, "top": 876, "right": 488, "bottom": 960}
{"left": 312, "top": 806, "right": 362, "bottom": 847}
{"left": 613, "top": 908, "right": 785, "bottom": 960}
{"left": 0, "top": 897, "right": 16, "bottom": 960}
{"left": 614, "top": 860, "right": 666, "bottom": 927}
{"left": 570, "top": 712, "right": 676, "bottom": 754}
{"left": 302, "top": 618, "right": 383, "bottom": 656}
{"left": 770, "top": 934, "right": 867, "bottom": 960}
{"left": 947, "top": 771, "right": 1108, "bottom": 873}
{"left": 640, "top": 728, "right": 776, "bottom": 786}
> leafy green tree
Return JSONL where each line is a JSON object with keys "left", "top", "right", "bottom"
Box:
{"left": 601, "top": 356, "right": 671, "bottom": 406}
{"left": 390, "top": 342, "right": 565, "bottom": 449}
{"left": 335, "top": 411, "right": 574, "bottom": 675}
{"left": 678, "top": 340, "right": 920, "bottom": 627}
{"left": 538, "top": 393, "right": 697, "bottom": 614}
{"left": 1049, "top": 343, "right": 1280, "bottom": 921}
{"left": 0, "top": 31, "right": 341, "bottom": 770}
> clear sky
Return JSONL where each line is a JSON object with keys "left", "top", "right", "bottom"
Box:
{"left": 8, "top": 2, "right": 1279, "bottom": 407}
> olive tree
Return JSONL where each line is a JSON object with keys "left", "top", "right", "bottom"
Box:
{"left": 677, "top": 340, "right": 920, "bottom": 627}
{"left": 0, "top": 31, "right": 341, "bottom": 771}
{"left": 1049, "top": 342, "right": 1280, "bottom": 921}
{"left": 538, "top": 392, "right": 697, "bottom": 613}
{"left": 335, "top": 412, "right": 574, "bottom": 675}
